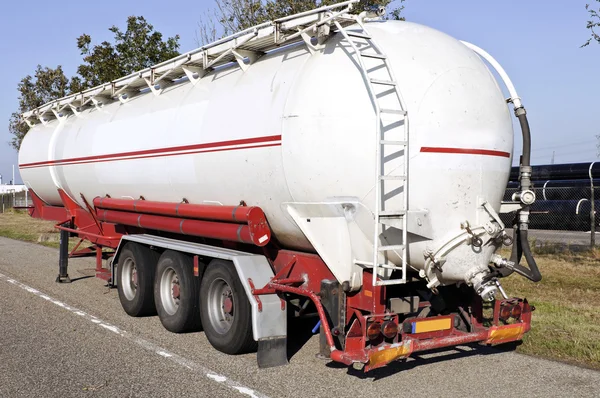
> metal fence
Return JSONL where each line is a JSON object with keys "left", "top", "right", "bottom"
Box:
{"left": 0, "top": 191, "right": 32, "bottom": 213}
{"left": 502, "top": 185, "right": 599, "bottom": 247}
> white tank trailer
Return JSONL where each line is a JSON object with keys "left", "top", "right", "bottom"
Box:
{"left": 19, "top": 2, "right": 540, "bottom": 306}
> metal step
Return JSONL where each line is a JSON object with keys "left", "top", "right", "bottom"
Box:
{"left": 379, "top": 175, "right": 406, "bottom": 181}
{"left": 380, "top": 140, "right": 407, "bottom": 145}
{"left": 380, "top": 108, "right": 407, "bottom": 115}
{"left": 376, "top": 278, "right": 408, "bottom": 286}
{"left": 360, "top": 52, "right": 387, "bottom": 60}
{"left": 370, "top": 78, "right": 396, "bottom": 86}
{"left": 379, "top": 210, "right": 405, "bottom": 217}
{"left": 378, "top": 265, "right": 403, "bottom": 270}
{"left": 378, "top": 244, "right": 405, "bottom": 252}
{"left": 346, "top": 31, "right": 372, "bottom": 40}
{"left": 353, "top": 259, "right": 374, "bottom": 268}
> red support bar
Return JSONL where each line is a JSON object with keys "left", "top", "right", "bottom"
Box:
{"left": 271, "top": 278, "right": 305, "bottom": 285}
{"left": 54, "top": 222, "right": 121, "bottom": 241}
{"left": 28, "top": 190, "right": 68, "bottom": 222}
{"left": 410, "top": 330, "right": 489, "bottom": 352}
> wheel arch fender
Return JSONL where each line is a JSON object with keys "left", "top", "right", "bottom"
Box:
{"left": 112, "top": 234, "right": 286, "bottom": 341}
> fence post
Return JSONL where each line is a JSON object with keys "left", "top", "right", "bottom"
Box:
{"left": 590, "top": 162, "right": 596, "bottom": 249}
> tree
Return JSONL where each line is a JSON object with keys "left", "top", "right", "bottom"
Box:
{"left": 8, "top": 17, "right": 180, "bottom": 150}
{"left": 76, "top": 17, "right": 180, "bottom": 89}
{"left": 583, "top": 1, "right": 600, "bottom": 47}
{"left": 197, "top": 0, "right": 405, "bottom": 45}
{"left": 8, "top": 66, "right": 70, "bottom": 150}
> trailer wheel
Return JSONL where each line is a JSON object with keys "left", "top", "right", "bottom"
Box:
{"left": 154, "top": 250, "right": 201, "bottom": 333}
{"left": 117, "top": 242, "right": 159, "bottom": 317}
{"left": 200, "top": 259, "right": 257, "bottom": 354}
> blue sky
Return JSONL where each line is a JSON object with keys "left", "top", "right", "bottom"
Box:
{"left": 1, "top": 0, "right": 598, "bottom": 184}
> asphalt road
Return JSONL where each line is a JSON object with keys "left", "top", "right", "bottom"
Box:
{"left": 1, "top": 237, "right": 599, "bottom": 398}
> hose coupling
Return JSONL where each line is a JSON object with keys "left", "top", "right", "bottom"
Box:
{"left": 490, "top": 254, "right": 515, "bottom": 270}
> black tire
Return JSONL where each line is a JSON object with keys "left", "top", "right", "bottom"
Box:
{"left": 116, "top": 242, "right": 159, "bottom": 317}
{"left": 200, "top": 259, "right": 257, "bottom": 354}
{"left": 154, "top": 250, "right": 201, "bottom": 333}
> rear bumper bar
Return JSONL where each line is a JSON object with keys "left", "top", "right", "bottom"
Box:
{"left": 331, "top": 298, "right": 532, "bottom": 371}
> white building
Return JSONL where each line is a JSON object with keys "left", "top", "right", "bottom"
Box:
{"left": 0, "top": 184, "right": 27, "bottom": 194}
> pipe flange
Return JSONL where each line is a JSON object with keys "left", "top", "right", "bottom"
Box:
{"left": 520, "top": 190, "right": 536, "bottom": 205}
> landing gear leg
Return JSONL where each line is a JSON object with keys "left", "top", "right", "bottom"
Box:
{"left": 56, "top": 220, "right": 71, "bottom": 283}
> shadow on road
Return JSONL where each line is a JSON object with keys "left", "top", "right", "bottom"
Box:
{"left": 68, "top": 275, "right": 95, "bottom": 283}
{"left": 337, "top": 342, "right": 520, "bottom": 380}
{"left": 286, "top": 315, "right": 320, "bottom": 361}
{"left": 287, "top": 316, "right": 519, "bottom": 380}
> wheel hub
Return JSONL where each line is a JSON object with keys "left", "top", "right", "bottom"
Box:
{"left": 160, "top": 268, "right": 180, "bottom": 316}
{"left": 207, "top": 278, "right": 235, "bottom": 334}
{"left": 121, "top": 257, "right": 138, "bottom": 301}
{"left": 132, "top": 268, "right": 138, "bottom": 287}
{"left": 172, "top": 277, "right": 180, "bottom": 300}
{"left": 223, "top": 294, "right": 233, "bottom": 314}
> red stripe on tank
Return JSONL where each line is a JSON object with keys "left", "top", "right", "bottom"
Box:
{"left": 19, "top": 135, "right": 282, "bottom": 169}
{"left": 420, "top": 147, "right": 511, "bottom": 158}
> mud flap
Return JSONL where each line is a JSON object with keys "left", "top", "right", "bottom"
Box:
{"left": 257, "top": 336, "right": 289, "bottom": 368}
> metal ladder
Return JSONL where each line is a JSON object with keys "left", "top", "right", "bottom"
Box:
{"left": 334, "top": 18, "right": 409, "bottom": 287}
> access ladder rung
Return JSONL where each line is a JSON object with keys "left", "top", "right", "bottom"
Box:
{"left": 378, "top": 265, "right": 403, "bottom": 270}
{"left": 380, "top": 108, "right": 407, "bottom": 115}
{"left": 353, "top": 260, "right": 374, "bottom": 267}
{"left": 378, "top": 244, "right": 405, "bottom": 252}
{"left": 380, "top": 140, "right": 407, "bottom": 145}
{"left": 360, "top": 52, "right": 387, "bottom": 60}
{"left": 379, "top": 175, "right": 406, "bottom": 181}
{"left": 376, "top": 278, "right": 408, "bottom": 286}
{"left": 346, "top": 31, "right": 372, "bottom": 40}
{"left": 379, "top": 210, "right": 406, "bottom": 217}
{"left": 370, "top": 78, "right": 396, "bottom": 86}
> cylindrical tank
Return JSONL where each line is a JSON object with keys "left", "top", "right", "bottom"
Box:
{"left": 19, "top": 21, "right": 513, "bottom": 289}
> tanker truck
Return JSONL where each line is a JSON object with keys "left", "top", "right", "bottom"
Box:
{"left": 18, "top": 1, "right": 541, "bottom": 371}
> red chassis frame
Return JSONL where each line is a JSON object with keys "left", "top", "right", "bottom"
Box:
{"left": 27, "top": 188, "right": 533, "bottom": 371}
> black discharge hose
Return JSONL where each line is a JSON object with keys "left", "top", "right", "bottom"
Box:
{"left": 501, "top": 109, "right": 542, "bottom": 282}
{"left": 517, "top": 111, "right": 531, "bottom": 167}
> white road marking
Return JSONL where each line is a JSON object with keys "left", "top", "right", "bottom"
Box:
{"left": 0, "top": 272, "right": 270, "bottom": 398}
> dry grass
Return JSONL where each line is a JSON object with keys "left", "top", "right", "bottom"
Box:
{"left": 1, "top": 210, "right": 599, "bottom": 368}
{"left": 501, "top": 247, "right": 600, "bottom": 369}
{"left": 0, "top": 209, "right": 63, "bottom": 248}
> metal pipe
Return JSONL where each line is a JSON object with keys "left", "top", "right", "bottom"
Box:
{"left": 274, "top": 0, "right": 358, "bottom": 23}
{"left": 460, "top": 41, "right": 522, "bottom": 109}
{"left": 96, "top": 209, "right": 270, "bottom": 246}
{"left": 93, "top": 197, "right": 265, "bottom": 224}
{"left": 590, "top": 162, "right": 596, "bottom": 248}
{"left": 253, "top": 282, "right": 337, "bottom": 350}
